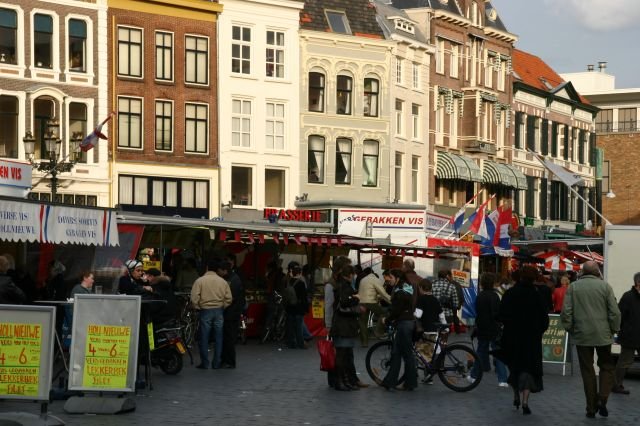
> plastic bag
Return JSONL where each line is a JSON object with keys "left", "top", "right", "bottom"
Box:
{"left": 317, "top": 338, "right": 336, "bottom": 372}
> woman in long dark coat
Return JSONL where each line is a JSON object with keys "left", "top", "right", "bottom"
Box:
{"left": 496, "top": 266, "right": 549, "bottom": 415}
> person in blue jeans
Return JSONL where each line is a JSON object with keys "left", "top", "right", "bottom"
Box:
{"left": 191, "top": 259, "right": 232, "bottom": 369}
{"left": 471, "top": 272, "right": 508, "bottom": 386}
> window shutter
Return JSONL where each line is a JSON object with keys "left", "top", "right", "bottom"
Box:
{"left": 589, "top": 133, "right": 596, "bottom": 166}
{"left": 539, "top": 178, "right": 548, "bottom": 220}
{"left": 526, "top": 116, "right": 536, "bottom": 151}
{"left": 560, "top": 184, "right": 568, "bottom": 221}
{"left": 577, "top": 187, "right": 585, "bottom": 224}
{"left": 578, "top": 130, "right": 585, "bottom": 164}
{"left": 514, "top": 189, "right": 521, "bottom": 216}
{"left": 526, "top": 176, "right": 535, "bottom": 218}
{"left": 515, "top": 112, "right": 523, "bottom": 149}
{"left": 563, "top": 125, "right": 570, "bottom": 160}
{"left": 541, "top": 120, "right": 549, "bottom": 155}
{"left": 550, "top": 182, "right": 558, "bottom": 220}
{"left": 551, "top": 122, "right": 558, "bottom": 157}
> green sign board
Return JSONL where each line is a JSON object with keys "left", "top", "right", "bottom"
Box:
{"left": 542, "top": 314, "right": 569, "bottom": 364}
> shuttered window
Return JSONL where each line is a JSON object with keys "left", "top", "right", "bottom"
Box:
{"left": 526, "top": 175, "right": 535, "bottom": 218}
{"left": 541, "top": 120, "right": 549, "bottom": 155}
{"left": 526, "top": 115, "right": 536, "bottom": 152}
{"left": 539, "top": 178, "right": 548, "bottom": 220}
{"left": 551, "top": 122, "right": 558, "bottom": 157}
{"left": 563, "top": 125, "right": 570, "bottom": 160}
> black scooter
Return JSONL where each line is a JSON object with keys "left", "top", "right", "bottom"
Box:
{"left": 150, "top": 325, "right": 186, "bottom": 375}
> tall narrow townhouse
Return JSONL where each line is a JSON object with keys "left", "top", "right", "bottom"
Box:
{"left": 374, "top": 0, "right": 433, "bottom": 207}
{"left": 108, "top": 0, "right": 222, "bottom": 219}
{"left": 298, "top": 0, "right": 393, "bottom": 209}
{"left": 0, "top": 0, "right": 109, "bottom": 206}
{"left": 396, "top": 1, "right": 519, "bottom": 217}
{"left": 217, "top": 0, "right": 304, "bottom": 221}
{"left": 512, "top": 50, "right": 598, "bottom": 234}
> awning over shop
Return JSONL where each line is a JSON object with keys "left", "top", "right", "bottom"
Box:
{"left": 505, "top": 164, "right": 528, "bottom": 190}
{"left": 436, "top": 151, "right": 483, "bottom": 182}
{"left": 483, "top": 160, "right": 517, "bottom": 188}
{"left": 0, "top": 197, "right": 119, "bottom": 246}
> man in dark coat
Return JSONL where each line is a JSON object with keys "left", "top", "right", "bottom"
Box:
{"left": 612, "top": 272, "right": 640, "bottom": 395}
{"left": 284, "top": 261, "right": 308, "bottom": 349}
{"left": 0, "top": 256, "right": 26, "bottom": 305}
{"left": 220, "top": 261, "right": 245, "bottom": 368}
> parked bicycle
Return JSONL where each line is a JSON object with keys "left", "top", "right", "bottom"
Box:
{"left": 260, "top": 290, "right": 286, "bottom": 344}
{"left": 365, "top": 324, "right": 482, "bottom": 392}
{"left": 175, "top": 293, "right": 198, "bottom": 352}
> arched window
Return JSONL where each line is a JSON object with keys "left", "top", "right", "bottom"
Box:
{"left": 362, "top": 140, "right": 379, "bottom": 187}
{"left": 335, "top": 138, "right": 352, "bottom": 185}
{"left": 336, "top": 75, "right": 352, "bottom": 115}
{"left": 364, "top": 78, "right": 379, "bottom": 117}
{"left": 308, "top": 72, "right": 325, "bottom": 113}
{"left": 308, "top": 135, "right": 325, "bottom": 183}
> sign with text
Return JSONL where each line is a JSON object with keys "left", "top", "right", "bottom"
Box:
{"left": 0, "top": 199, "right": 119, "bottom": 246}
{"left": 69, "top": 294, "right": 141, "bottom": 392}
{"left": 0, "top": 305, "right": 55, "bottom": 401}
{"left": 263, "top": 208, "right": 324, "bottom": 222}
{"left": 542, "top": 314, "right": 569, "bottom": 364}
{"left": 82, "top": 325, "right": 131, "bottom": 389}
{"left": 425, "top": 211, "right": 454, "bottom": 235}
{"left": 0, "top": 159, "right": 31, "bottom": 198}
{"left": 338, "top": 209, "right": 425, "bottom": 237}
{"left": 312, "top": 299, "right": 324, "bottom": 320}
{"left": 451, "top": 269, "right": 471, "bottom": 288}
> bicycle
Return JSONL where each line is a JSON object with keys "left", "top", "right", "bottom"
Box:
{"left": 175, "top": 293, "right": 198, "bottom": 351}
{"left": 365, "top": 323, "right": 482, "bottom": 392}
{"left": 260, "top": 290, "right": 286, "bottom": 343}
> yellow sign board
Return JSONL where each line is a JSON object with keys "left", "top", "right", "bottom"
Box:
{"left": 0, "top": 323, "right": 42, "bottom": 397}
{"left": 83, "top": 324, "right": 131, "bottom": 389}
{"left": 143, "top": 261, "right": 161, "bottom": 271}
{"left": 312, "top": 299, "right": 324, "bottom": 319}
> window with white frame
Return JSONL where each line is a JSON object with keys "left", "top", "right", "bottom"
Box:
{"left": 265, "top": 169, "right": 285, "bottom": 207}
{"left": 308, "top": 72, "right": 325, "bottom": 113}
{"left": 412, "top": 104, "right": 420, "bottom": 140}
{"left": 265, "top": 102, "right": 285, "bottom": 150}
{"left": 396, "top": 57, "right": 403, "bottom": 85}
{"left": 436, "top": 39, "right": 445, "bottom": 74}
{"left": 155, "top": 31, "right": 173, "bottom": 81}
{"left": 395, "top": 99, "right": 403, "bottom": 136}
{"left": 325, "top": 10, "right": 351, "bottom": 34}
{"left": 118, "top": 26, "right": 142, "bottom": 77}
{"left": 482, "top": 101, "right": 493, "bottom": 141}
{"left": 68, "top": 19, "right": 86, "bottom": 73}
{"left": 69, "top": 102, "right": 87, "bottom": 162}
{"left": 118, "top": 97, "right": 142, "bottom": 148}
{"left": 231, "top": 25, "right": 251, "bottom": 75}
{"left": 412, "top": 63, "right": 419, "bottom": 89}
{"left": 335, "top": 137, "right": 352, "bottom": 185}
{"left": 336, "top": 75, "right": 352, "bottom": 115}
{"left": 231, "top": 99, "right": 251, "bottom": 148}
{"left": 394, "top": 152, "right": 403, "bottom": 201}
{"left": 411, "top": 156, "right": 419, "bottom": 203}
{"left": 485, "top": 53, "right": 494, "bottom": 88}
{"left": 266, "top": 30, "right": 284, "bottom": 78}
{"left": 435, "top": 96, "right": 445, "bottom": 145}
{"left": 231, "top": 166, "right": 253, "bottom": 206}
{"left": 155, "top": 100, "right": 172, "bottom": 151}
{"left": 0, "top": 8, "right": 17, "bottom": 65}
{"left": 450, "top": 101, "right": 458, "bottom": 147}
{"left": 185, "top": 35, "right": 208, "bottom": 85}
{"left": 464, "top": 43, "right": 471, "bottom": 81}
{"left": 364, "top": 78, "right": 379, "bottom": 117}
{"left": 362, "top": 140, "right": 379, "bottom": 187}
{"left": 0, "top": 95, "right": 18, "bottom": 158}
{"left": 534, "top": 118, "right": 541, "bottom": 152}
{"left": 34, "top": 14, "right": 53, "bottom": 69}
{"left": 435, "top": 179, "right": 443, "bottom": 204}
{"left": 185, "top": 103, "right": 208, "bottom": 153}
{"left": 450, "top": 44, "right": 459, "bottom": 78}
{"left": 497, "top": 60, "right": 506, "bottom": 91}
{"left": 308, "top": 135, "right": 325, "bottom": 184}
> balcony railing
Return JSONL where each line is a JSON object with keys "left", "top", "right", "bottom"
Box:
{"left": 595, "top": 120, "right": 640, "bottom": 134}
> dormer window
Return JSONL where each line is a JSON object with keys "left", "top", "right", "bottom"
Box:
{"left": 394, "top": 19, "right": 415, "bottom": 34}
{"left": 325, "top": 10, "right": 351, "bottom": 35}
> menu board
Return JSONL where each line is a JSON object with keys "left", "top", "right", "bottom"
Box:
{"left": 0, "top": 306, "right": 55, "bottom": 401}
{"left": 69, "top": 295, "right": 141, "bottom": 392}
{"left": 542, "top": 314, "right": 569, "bottom": 364}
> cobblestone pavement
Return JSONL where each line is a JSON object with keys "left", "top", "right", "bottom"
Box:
{"left": 1, "top": 336, "right": 640, "bottom": 425}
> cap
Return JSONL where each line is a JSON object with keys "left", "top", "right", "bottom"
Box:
{"left": 125, "top": 259, "right": 142, "bottom": 272}
{"left": 146, "top": 268, "right": 161, "bottom": 277}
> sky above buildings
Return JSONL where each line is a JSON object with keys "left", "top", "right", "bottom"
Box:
{"left": 491, "top": 0, "right": 640, "bottom": 89}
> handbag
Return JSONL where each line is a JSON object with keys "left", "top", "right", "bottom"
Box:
{"left": 317, "top": 338, "right": 336, "bottom": 372}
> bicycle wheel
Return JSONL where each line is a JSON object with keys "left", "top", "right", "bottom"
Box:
{"left": 365, "top": 341, "right": 404, "bottom": 385}
{"left": 181, "top": 318, "right": 197, "bottom": 349}
{"left": 437, "top": 344, "right": 482, "bottom": 392}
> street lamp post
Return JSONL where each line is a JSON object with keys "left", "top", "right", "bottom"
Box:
{"left": 23, "top": 120, "right": 83, "bottom": 202}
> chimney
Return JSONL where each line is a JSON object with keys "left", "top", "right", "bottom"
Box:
{"left": 598, "top": 61, "right": 607, "bottom": 72}
{"left": 587, "top": 64, "right": 594, "bottom": 72}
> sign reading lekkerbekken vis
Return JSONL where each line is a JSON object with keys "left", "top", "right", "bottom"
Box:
{"left": 69, "top": 295, "right": 141, "bottom": 392}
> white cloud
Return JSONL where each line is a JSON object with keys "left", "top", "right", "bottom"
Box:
{"left": 544, "top": 0, "right": 640, "bottom": 31}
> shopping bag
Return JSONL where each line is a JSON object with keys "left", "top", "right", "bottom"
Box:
{"left": 317, "top": 338, "right": 336, "bottom": 372}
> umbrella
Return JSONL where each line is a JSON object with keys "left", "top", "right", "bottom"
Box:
{"left": 533, "top": 250, "right": 581, "bottom": 272}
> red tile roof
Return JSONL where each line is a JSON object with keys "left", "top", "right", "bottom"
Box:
{"left": 512, "top": 49, "right": 589, "bottom": 105}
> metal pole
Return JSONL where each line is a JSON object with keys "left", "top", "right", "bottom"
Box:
{"left": 50, "top": 162, "right": 58, "bottom": 201}
{"left": 565, "top": 183, "right": 611, "bottom": 226}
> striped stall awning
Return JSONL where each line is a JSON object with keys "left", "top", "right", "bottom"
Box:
{"left": 505, "top": 164, "right": 528, "bottom": 190}
{"left": 436, "top": 151, "right": 483, "bottom": 182}
{"left": 483, "top": 160, "right": 517, "bottom": 188}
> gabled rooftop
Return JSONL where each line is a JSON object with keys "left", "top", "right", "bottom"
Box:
{"left": 300, "top": 0, "right": 384, "bottom": 39}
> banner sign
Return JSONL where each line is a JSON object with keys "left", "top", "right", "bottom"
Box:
{"left": 0, "top": 199, "right": 119, "bottom": 246}
{"left": 425, "top": 211, "right": 454, "bottom": 234}
{"left": 338, "top": 209, "right": 425, "bottom": 237}
{"left": 0, "top": 305, "right": 55, "bottom": 401}
{"left": 69, "top": 295, "right": 141, "bottom": 392}
{"left": 83, "top": 325, "right": 132, "bottom": 388}
{"left": 451, "top": 269, "right": 470, "bottom": 288}
{"left": 0, "top": 159, "right": 31, "bottom": 198}
{"left": 542, "top": 314, "right": 569, "bottom": 364}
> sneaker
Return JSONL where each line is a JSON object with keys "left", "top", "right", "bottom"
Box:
{"left": 498, "top": 382, "right": 509, "bottom": 388}
{"left": 466, "top": 375, "right": 476, "bottom": 384}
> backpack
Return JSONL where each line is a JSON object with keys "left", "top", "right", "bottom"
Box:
{"left": 283, "top": 280, "right": 299, "bottom": 306}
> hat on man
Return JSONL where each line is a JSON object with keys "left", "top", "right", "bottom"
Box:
{"left": 125, "top": 259, "right": 142, "bottom": 272}
{"left": 146, "top": 268, "right": 161, "bottom": 277}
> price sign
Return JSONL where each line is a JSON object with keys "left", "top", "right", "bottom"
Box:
{"left": 0, "top": 323, "right": 43, "bottom": 397}
{"left": 82, "top": 325, "right": 131, "bottom": 389}
{"left": 311, "top": 299, "right": 324, "bottom": 320}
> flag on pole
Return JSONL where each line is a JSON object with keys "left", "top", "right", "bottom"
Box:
{"left": 449, "top": 188, "right": 483, "bottom": 233}
{"left": 494, "top": 203, "right": 513, "bottom": 249}
{"left": 480, "top": 210, "right": 498, "bottom": 246}
{"left": 534, "top": 153, "right": 584, "bottom": 187}
{"left": 80, "top": 112, "right": 115, "bottom": 152}
{"left": 468, "top": 195, "right": 495, "bottom": 240}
